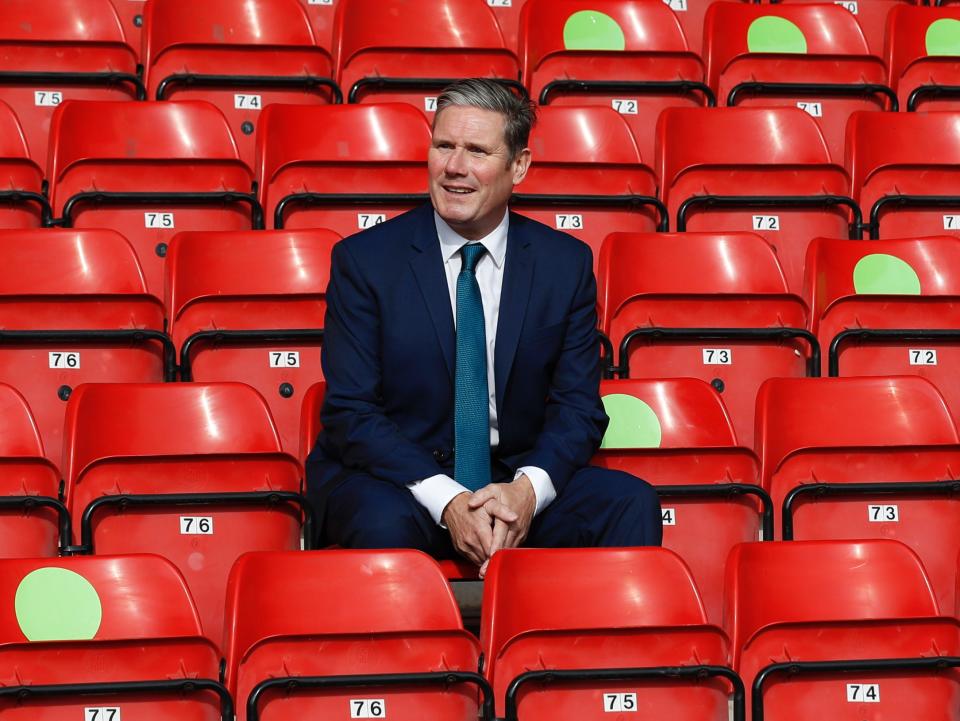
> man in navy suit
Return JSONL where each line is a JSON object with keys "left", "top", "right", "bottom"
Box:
{"left": 307, "top": 79, "right": 660, "bottom": 574}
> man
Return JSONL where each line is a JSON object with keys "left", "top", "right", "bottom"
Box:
{"left": 307, "top": 79, "right": 661, "bottom": 573}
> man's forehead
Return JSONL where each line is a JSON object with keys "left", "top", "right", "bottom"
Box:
{"left": 432, "top": 105, "right": 508, "bottom": 142}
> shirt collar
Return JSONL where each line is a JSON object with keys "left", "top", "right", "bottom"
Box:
{"left": 434, "top": 210, "right": 509, "bottom": 269}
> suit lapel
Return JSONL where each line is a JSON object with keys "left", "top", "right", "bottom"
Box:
{"left": 494, "top": 215, "right": 534, "bottom": 414}
{"left": 409, "top": 206, "right": 455, "bottom": 381}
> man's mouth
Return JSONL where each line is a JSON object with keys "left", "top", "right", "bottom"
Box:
{"left": 444, "top": 186, "right": 474, "bottom": 194}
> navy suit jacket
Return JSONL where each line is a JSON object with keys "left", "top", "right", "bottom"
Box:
{"left": 306, "top": 203, "right": 609, "bottom": 520}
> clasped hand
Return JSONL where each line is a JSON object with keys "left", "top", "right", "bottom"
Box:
{"left": 440, "top": 475, "right": 536, "bottom": 577}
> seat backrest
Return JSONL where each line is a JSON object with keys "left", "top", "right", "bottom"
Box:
{"left": 166, "top": 228, "right": 338, "bottom": 455}
{"left": 805, "top": 235, "right": 960, "bottom": 335}
{"left": 142, "top": 0, "right": 333, "bottom": 168}
{"left": 704, "top": 2, "right": 874, "bottom": 89}
{"left": 598, "top": 377, "right": 739, "bottom": 450}
{"left": 334, "top": 0, "right": 518, "bottom": 107}
{"left": 517, "top": 106, "right": 658, "bottom": 262}
{"left": 658, "top": 105, "right": 838, "bottom": 194}
{"left": 0, "top": 0, "right": 138, "bottom": 168}
{"left": 846, "top": 110, "right": 960, "bottom": 237}
{"left": 63, "top": 382, "right": 286, "bottom": 482}
{"left": 598, "top": 231, "right": 796, "bottom": 332}
{"left": 0, "top": 554, "right": 202, "bottom": 643}
{"left": 886, "top": 5, "right": 960, "bottom": 110}
{"left": 756, "top": 375, "right": 958, "bottom": 482}
{"left": 223, "top": 549, "right": 464, "bottom": 690}
{"left": 257, "top": 103, "right": 430, "bottom": 231}
{"left": 775, "top": 0, "right": 911, "bottom": 56}
{"left": 481, "top": 547, "right": 708, "bottom": 670}
{"left": 724, "top": 539, "right": 940, "bottom": 659}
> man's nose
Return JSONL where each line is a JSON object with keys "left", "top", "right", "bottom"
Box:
{"left": 444, "top": 147, "right": 467, "bottom": 175}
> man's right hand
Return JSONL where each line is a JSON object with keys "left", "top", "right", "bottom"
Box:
{"left": 442, "top": 491, "right": 517, "bottom": 565}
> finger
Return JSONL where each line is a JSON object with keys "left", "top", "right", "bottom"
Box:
{"left": 467, "top": 486, "right": 498, "bottom": 509}
{"left": 478, "top": 559, "right": 489, "bottom": 578}
{"left": 482, "top": 499, "right": 519, "bottom": 523}
{"left": 504, "top": 522, "right": 529, "bottom": 550}
{"left": 472, "top": 519, "right": 493, "bottom": 561}
{"left": 489, "top": 517, "right": 509, "bottom": 557}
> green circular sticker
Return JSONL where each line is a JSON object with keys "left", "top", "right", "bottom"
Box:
{"left": 926, "top": 18, "right": 960, "bottom": 56}
{"left": 15, "top": 568, "right": 102, "bottom": 641}
{"left": 563, "top": 11, "right": 626, "bottom": 51}
{"left": 746, "top": 17, "right": 808, "bottom": 54}
{"left": 852, "top": 254, "right": 921, "bottom": 295}
{"left": 600, "top": 394, "right": 663, "bottom": 449}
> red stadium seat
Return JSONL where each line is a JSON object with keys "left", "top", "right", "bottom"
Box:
{"left": 705, "top": 2, "right": 892, "bottom": 162}
{"left": 0, "top": 554, "right": 228, "bottom": 720}
{"left": 167, "top": 229, "right": 338, "bottom": 457}
{"left": 598, "top": 231, "right": 815, "bottom": 449}
{"left": 47, "top": 100, "right": 261, "bottom": 294}
{"left": 224, "top": 549, "right": 490, "bottom": 721}
{"left": 658, "top": 106, "right": 859, "bottom": 293}
{"left": 0, "top": 383, "right": 64, "bottom": 556}
{"left": 756, "top": 376, "right": 960, "bottom": 612}
{"left": 334, "top": 0, "right": 522, "bottom": 110}
{"left": 520, "top": 0, "right": 712, "bottom": 164}
{"left": 773, "top": 0, "right": 916, "bottom": 57}
{"left": 257, "top": 103, "right": 430, "bottom": 231}
{"left": 806, "top": 236, "right": 960, "bottom": 416}
{"left": 847, "top": 110, "right": 960, "bottom": 240}
{"left": 592, "top": 378, "right": 764, "bottom": 624}
{"left": 887, "top": 5, "right": 960, "bottom": 111}
{"left": 0, "top": 228, "right": 172, "bottom": 468}
{"left": 63, "top": 382, "right": 307, "bottom": 648}
{"left": 725, "top": 539, "right": 960, "bottom": 721}
{"left": 481, "top": 547, "right": 737, "bottom": 721}
{"left": 515, "top": 107, "right": 664, "bottom": 266}
{"left": 0, "top": 0, "right": 143, "bottom": 169}
{"left": 0, "top": 99, "right": 48, "bottom": 227}
{"left": 142, "top": 0, "right": 339, "bottom": 169}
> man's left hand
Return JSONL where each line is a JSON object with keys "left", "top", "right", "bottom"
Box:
{"left": 469, "top": 475, "right": 536, "bottom": 575}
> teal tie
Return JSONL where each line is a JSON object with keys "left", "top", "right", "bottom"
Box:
{"left": 454, "top": 243, "right": 491, "bottom": 492}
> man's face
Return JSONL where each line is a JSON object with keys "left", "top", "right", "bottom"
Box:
{"left": 428, "top": 104, "right": 531, "bottom": 240}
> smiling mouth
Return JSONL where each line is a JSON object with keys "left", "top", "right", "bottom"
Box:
{"left": 443, "top": 186, "right": 474, "bottom": 194}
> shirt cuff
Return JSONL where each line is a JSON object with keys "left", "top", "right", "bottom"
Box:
{"left": 515, "top": 466, "right": 556, "bottom": 516}
{"left": 408, "top": 474, "right": 470, "bottom": 527}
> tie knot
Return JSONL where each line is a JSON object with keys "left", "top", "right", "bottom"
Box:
{"left": 460, "top": 243, "right": 487, "bottom": 273}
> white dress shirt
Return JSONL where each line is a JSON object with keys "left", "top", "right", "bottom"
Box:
{"left": 406, "top": 211, "right": 557, "bottom": 525}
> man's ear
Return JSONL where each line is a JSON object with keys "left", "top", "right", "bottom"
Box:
{"left": 511, "top": 148, "right": 532, "bottom": 186}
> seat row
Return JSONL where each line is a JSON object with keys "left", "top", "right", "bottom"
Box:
{"left": 8, "top": 0, "right": 960, "bottom": 166}
{"left": 3, "top": 100, "right": 960, "bottom": 291}
{"left": 5, "top": 373, "right": 960, "bottom": 635}
{"left": 7, "top": 223, "right": 960, "bottom": 462}
{"left": 2, "top": 541, "right": 959, "bottom": 721}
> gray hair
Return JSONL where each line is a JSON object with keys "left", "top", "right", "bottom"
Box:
{"left": 434, "top": 78, "right": 537, "bottom": 162}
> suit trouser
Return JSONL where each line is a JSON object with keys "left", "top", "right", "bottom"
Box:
{"left": 321, "top": 466, "right": 663, "bottom": 554}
